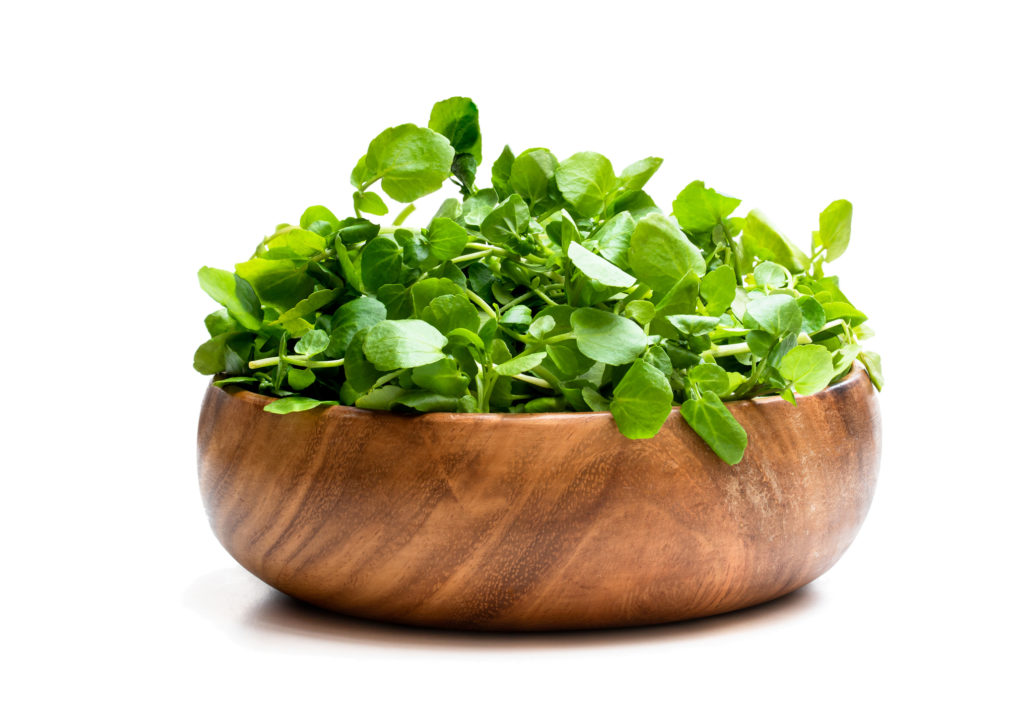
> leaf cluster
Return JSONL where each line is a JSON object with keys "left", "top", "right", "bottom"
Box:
{"left": 195, "top": 97, "right": 882, "bottom": 464}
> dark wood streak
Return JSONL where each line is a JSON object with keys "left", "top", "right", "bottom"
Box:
{"left": 197, "top": 367, "right": 881, "bottom": 631}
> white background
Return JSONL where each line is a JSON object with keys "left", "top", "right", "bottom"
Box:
{"left": 3, "top": 1, "right": 1022, "bottom": 718}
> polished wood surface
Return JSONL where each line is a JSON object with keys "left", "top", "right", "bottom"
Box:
{"left": 197, "top": 367, "right": 880, "bottom": 631}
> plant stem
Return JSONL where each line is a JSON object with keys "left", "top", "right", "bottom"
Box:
{"left": 393, "top": 204, "right": 416, "bottom": 225}
{"left": 249, "top": 356, "right": 346, "bottom": 370}
{"left": 544, "top": 332, "right": 574, "bottom": 344}
{"left": 465, "top": 288, "right": 497, "bottom": 319}
{"left": 451, "top": 249, "right": 493, "bottom": 264}
{"left": 511, "top": 373, "right": 552, "bottom": 389}
{"left": 533, "top": 287, "right": 558, "bottom": 306}
{"left": 497, "top": 290, "right": 535, "bottom": 313}
{"left": 707, "top": 319, "right": 845, "bottom": 358}
{"left": 465, "top": 241, "right": 508, "bottom": 255}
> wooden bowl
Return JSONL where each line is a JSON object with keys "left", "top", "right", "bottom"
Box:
{"left": 197, "top": 366, "right": 880, "bottom": 631}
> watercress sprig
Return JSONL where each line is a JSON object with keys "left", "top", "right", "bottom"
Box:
{"left": 194, "top": 96, "right": 882, "bottom": 464}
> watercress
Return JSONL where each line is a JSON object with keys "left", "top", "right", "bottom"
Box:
{"left": 195, "top": 96, "right": 882, "bottom": 464}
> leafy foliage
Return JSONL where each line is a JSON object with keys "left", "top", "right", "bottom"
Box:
{"left": 194, "top": 97, "right": 881, "bottom": 464}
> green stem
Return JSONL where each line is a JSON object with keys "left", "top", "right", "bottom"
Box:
{"left": 465, "top": 241, "right": 508, "bottom": 255}
{"left": 498, "top": 325, "right": 531, "bottom": 344}
{"left": 707, "top": 320, "right": 844, "bottom": 358}
{"left": 511, "top": 373, "right": 552, "bottom": 389}
{"left": 249, "top": 355, "right": 346, "bottom": 370}
{"left": 533, "top": 287, "right": 558, "bottom": 306}
{"left": 498, "top": 290, "right": 535, "bottom": 312}
{"left": 451, "top": 249, "right": 493, "bottom": 264}
{"left": 465, "top": 288, "right": 498, "bottom": 320}
{"left": 393, "top": 204, "right": 416, "bottom": 225}
{"left": 544, "top": 332, "right": 574, "bottom": 344}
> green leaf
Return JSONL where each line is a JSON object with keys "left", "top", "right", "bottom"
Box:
{"left": 363, "top": 319, "right": 447, "bottom": 370}
{"left": 510, "top": 148, "right": 558, "bottom": 208}
{"left": 746, "top": 330, "right": 775, "bottom": 359}
{"left": 610, "top": 189, "right": 661, "bottom": 219}
{"left": 528, "top": 314, "right": 556, "bottom": 339}
{"left": 326, "top": 296, "right": 387, "bottom": 357}
{"left": 394, "top": 391, "right": 462, "bottom": 412}
{"left": 295, "top": 328, "right": 329, "bottom": 356}
{"left": 555, "top": 151, "right": 617, "bottom": 217}
{"left": 823, "top": 301, "right": 868, "bottom": 325}
{"left": 361, "top": 124, "right": 455, "bottom": 202}
{"left": 491, "top": 145, "right": 515, "bottom": 198}
{"left": 425, "top": 217, "right": 469, "bottom": 262}
{"left": 264, "top": 396, "right": 337, "bottom": 414}
{"left": 817, "top": 199, "right": 853, "bottom": 262}
{"left": 494, "top": 352, "right": 547, "bottom": 376}
{"left": 344, "top": 328, "right": 383, "bottom": 392}
{"left": 394, "top": 228, "right": 429, "bottom": 266}
{"left": 618, "top": 157, "right": 663, "bottom": 192}
{"left": 428, "top": 96, "right": 482, "bottom": 163}
{"left": 411, "top": 357, "right": 470, "bottom": 396}
{"left": 198, "top": 267, "right": 263, "bottom": 331}
{"left": 624, "top": 300, "right": 656, "bottom": 325}
{"left": 610, "top": 360, "right": 673, "bottom": 439}
{"left": 460, "top": 189, "right": 498, "bottom": 227}
{"left": 567, "top": 241, "right": 636, "bottom": 288}
{"left": 212, "top": 376, "right": 259, "bottom": 388}
{"left": 744, "top": 294, "right": 803, "bottom": 336}
{"left": 409, "top": 277, "right": 465, "bottom": 316}
{"left": 272, "top": 287, "right": 342, "bottom": 336}
{"left": 204, "top": 308, "right": 238, "bottom": 337}
{"left": 299, "top": 205, "right": 340, "bottom": 233}
{"left": 480, "top": 194, "right": 532, "bottom": 253}
{"left": 741, "top": 210, "right": 810, "bottom": 272}
{"left": 665, "top": 314, "right": 720, "bottom": 336}
{"left": 672, "top": 180, "right": 741, "bottom": 233}
{"left": 235, "top": 257, "right": 315, "bottom": 312}
{"left": 261, "top": 228, "right": 327, "bottom": 258}
{"left": 688, "top": 364, "right": 730, "bottom": 395}
{"left": 591, "top": 211, "right": 635, "bottom": 268}
{"left": 354, "top": 191, "right": 389, "bottom": 216}
{"left": 420, "top": 294, "right": 480, "bottom": 334}
{"left": 355, "top": 385, "right": 407, "bottom": 410}
{"left": 361, "top": 235, "right": 404, "bottom": 292}
{"left": 287, "top": 367, "right": 317, "bottom": 391}
{"left": 570, "top": 308, "right": 647, "bottom": 366}
{"left": 500, "top": 304, "right": 532, "bottom": 328}
{"left": 193, "top": 331, "right": 251, "bottom": 375}
{"left": 377, "top": 284, "right": 413, "bottom": 319}
{"left": 699, "top": 265, "right": 737, "bottom": 316}
{"left": 628, "top": 214, "right": 706, "bottom": 293}
{"left": 797, "top": 296, "right": 826, "bottom": 334}
{"left": 779, "top": 344, "right": 834, "bottom": 395}
{"left": 582, "top": 386, "right": 610, "bottom": 412}
{"left": 859, "top": 350, "right": 884, "bottom": 390}
{"left": 680, "top": 392, "right": 748, "bottom": 465}
{"left": 753, "top": 261, "right": 788, "bottom": 288}
{"left": 337, "top": 217, "right": 381, "bottom": 245}
{"left": 655, "top": 270, "right": 700, "bottom": 316}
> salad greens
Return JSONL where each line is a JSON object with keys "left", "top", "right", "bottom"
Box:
{"left": 195, "top": 96, "right": 882, "bottom": 464}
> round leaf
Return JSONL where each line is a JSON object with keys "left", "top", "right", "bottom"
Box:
{"left": 555, "top": 151, "right": 617, "bottom": 217}
{"left": 779, "top": 344, "right": 834, "bottom": 395}
{"left": 363, "top": 124, "right": 455, "bottom": 202}
{"left": 364, "top": 319, "right": 447, "bottom": 370}
{"left": 570, "top": 308, "right": 647, "bottom": 366}
{"left": 610, "top": 360, "right": 673, "bottom": 439}
{"left": 628, "top": 214, "right": 706, "bottom": 294}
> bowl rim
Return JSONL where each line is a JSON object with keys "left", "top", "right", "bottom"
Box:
{"left": 209, "top": 365, "right": 867, "bottom": 423}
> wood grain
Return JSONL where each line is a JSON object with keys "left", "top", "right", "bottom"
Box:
{"left": 197, "top": 367, "right": 881, "bottom": 630}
